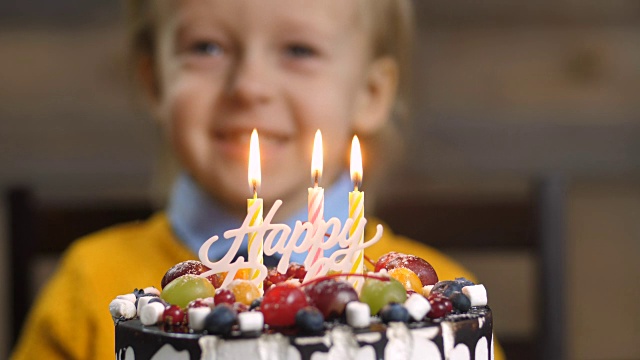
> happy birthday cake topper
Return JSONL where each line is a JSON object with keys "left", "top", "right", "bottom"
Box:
{"left": 198, "top": 130, "right": 381, "bottom": 292}
{"left": 198, "top": 199, "right": 384, "bottom": 290}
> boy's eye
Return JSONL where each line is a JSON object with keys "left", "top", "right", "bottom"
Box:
{"left": 286, "top": 44, "right": 316, "bottom": 58}
{"left": 191, "top": 41, "right": 223, "bottom": 56}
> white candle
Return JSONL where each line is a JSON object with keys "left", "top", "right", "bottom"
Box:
{"left": 307, "top": 130, "right": 325, "bottom": 271}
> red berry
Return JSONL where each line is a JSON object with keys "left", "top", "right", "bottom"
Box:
{"left": 163, "top": 305, "right": 186, "bottom": 325}
{"left": 441, "top": 297, "right": 453, "bottom": 314}
{"left": 286, "top": 263, "right": 307, "bottom": 280}
{"left": 427, "top": 295, "right": 453, "bottom": 319}
{"left": 264, "top": 268, "right": 288, "bottom": 289}
{"left": 233, "top": 302, "right": 249, "bottom": 313}
{"left": 207, "top": 273, "right": 225, "bottom": 289}
{"left": 427, "top": 301, "right": 447, "bottom": 319}
{"left": 260, "top": 283, "right": 309, "bottom": 327}
{"left": 214, "top": 288, "right": 236, "bottom": 305}
{"left": 187, "top": 299, "right": 210, "bottom": 309}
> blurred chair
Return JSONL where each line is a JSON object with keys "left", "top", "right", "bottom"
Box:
{"left": 6, "top": 187, "right": 153, "bottom": 347}
{"left": 375, "top": 177, "right": 567, "bottom": 360}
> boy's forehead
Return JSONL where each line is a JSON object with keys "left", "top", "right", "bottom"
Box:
{"left": 158, "top": 0, "right": 364, "bottom": 34}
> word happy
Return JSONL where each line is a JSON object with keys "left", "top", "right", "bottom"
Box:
{"left": 199, "top": 200, "right": 383, "bottom": 290}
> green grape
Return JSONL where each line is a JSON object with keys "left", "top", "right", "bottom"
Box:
{"left": 161, "top": 274, "right": 216, "bottom": 308}
{"left": 359, "top": 277, "right": 407, "bottom": 315}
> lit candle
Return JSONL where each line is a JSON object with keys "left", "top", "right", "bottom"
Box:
{"left": 349, "top": 135, "right": 365, "bottom": 277}
{"left": 247, "top": 129, "right": 264, "bottom": 292}
{"left": 307, "top": 130, "right": 325, "bottom": 268}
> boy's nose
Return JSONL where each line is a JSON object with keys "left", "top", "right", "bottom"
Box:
{"left": 225, "top": 52, "right": 274, "bottom": 106}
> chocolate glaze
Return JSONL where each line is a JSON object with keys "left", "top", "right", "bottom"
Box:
{"left": 115, "top": 307, "right": 493, "bottom": 360}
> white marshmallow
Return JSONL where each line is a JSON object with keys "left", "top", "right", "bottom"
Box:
{"left": 109, "top": 299, "right": 137, "bottom": 319}
{"left": 346, "top": 302, "right": 371, "bottom": 328}
{"left": 404, "top": 293, "right": 431, "bottom": 321}
{"left": 422, "top": 285, "right": 434, "bottom": 297}
{"left": 143, "top": 287, "right": 161, "bottom": 296}
{"left": 188, "top": 307, "right": 212, "bottom": 331}
{"left": 116, "top": 293, "right": 137, "bottom": 303}
{"left": 136, "top": 296, "right": 157, "bottom": 317}
{"left": 462, "top": 285, "right": 487, "bottom": 306}
{"left": 140, "top": 302, "right": 165, "bottom": 326}
{"left": 238, "top": 311, "right": 264, "bottom": 332}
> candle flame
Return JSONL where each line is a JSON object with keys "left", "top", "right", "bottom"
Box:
{"left": 311, "top": 130, "right": 323, "bottom": 185}
{"left": 350, "top": 135, "right": 362, "bottom": 189}
{"left": 248, "top": 129, "right": 261, "bottom": 195}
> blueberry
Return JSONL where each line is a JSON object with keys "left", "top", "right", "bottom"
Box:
{"left": 204, "top": 304, "right": 237, "bottom": 335}
{"left": 454, "top": 277, "right": 474, "bottom": 287}
{"left": 147, "top": 297, "right": 168, "bottom": 307}
{"left": 249, "top": 298, "right": 262, "bottom": 310}
{"left": 379, "top": 303, "right": 410, "bottom": 324}
{"left": 449, "top": 292, "right": 471, "bottom": 312}
{"left": 295, "top": 307, "right": 324, "bottom": 334}
{"left": 431, "top": 281, "right": 464, "bottom": 297}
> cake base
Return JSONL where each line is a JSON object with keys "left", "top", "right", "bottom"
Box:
{"left": 116, "top": 307, "right": 493, "bottom": 360}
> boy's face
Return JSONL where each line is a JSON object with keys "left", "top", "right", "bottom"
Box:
{"left": 151, "top": 0, "right": 395, "bottom": 213}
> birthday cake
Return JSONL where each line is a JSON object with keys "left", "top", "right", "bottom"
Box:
{"left": 111, "top": 252, "right": 495, "bottom": 360}
{"left": 111, "top": 134, "right": 494, "bottom": 359}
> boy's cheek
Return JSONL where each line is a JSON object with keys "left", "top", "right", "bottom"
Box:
{"left": 162, "top": 76, "right": 217, "bottom": 122}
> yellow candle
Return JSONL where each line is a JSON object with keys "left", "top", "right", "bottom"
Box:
{"left": 248, "top": 129, "right": 264, "bottom": 292}
{"left": 349, "top": 136, "right": 365, "bottom": 278}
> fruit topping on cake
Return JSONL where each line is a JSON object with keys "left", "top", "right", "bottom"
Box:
{"left": 161, "top": 260, "right": 210, "bottom": 289}
{"left": 227, "top": 280, "right": 260, "bottom": 306}
{"left": 387, "top": 267, "right": 423, "bottom": 293}
{"left": 359, "top": 275, "right": 406, "bottom": 315}
{"left": 295, "top": 307, "right": 325, "bottom": 334}
{"left": 304, "top": 279, "right": 358, "bottom": 320}
{"left": 160, "top": 274, "right": 216, "bottom": 308}
{"left": 382, "top": 253, "right": 439, "bottom": 286}
{"left": 213, "top": 288, "right": 236, "bottom": 305}
{"left": 111, "top": 251, "right": 489, "bottom": 336}
{"left": 260, "top": 283, "right": 309, "bottom": 328}
{"left": 263, "top": 263, "right": 308, "bottom": 289}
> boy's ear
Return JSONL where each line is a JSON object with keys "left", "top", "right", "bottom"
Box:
{"left": 353, "top": 57, "right": 399, "bottom": 135}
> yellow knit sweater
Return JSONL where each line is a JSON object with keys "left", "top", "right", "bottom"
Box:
{"left": 11, "top": 213, "right": 504, "bottom": 360}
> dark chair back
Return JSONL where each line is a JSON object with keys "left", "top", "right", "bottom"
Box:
{"left": 6, "top": 187, "right": 153, "bottom": 347}
{"left": 375, "top": 177, "right": 567, "bottom": 360}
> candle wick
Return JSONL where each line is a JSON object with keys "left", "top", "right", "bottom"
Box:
{"left": 353, "top": 174, "right": 361, "bottom": 191}
{"left": 314, "top": 171, "right": 319, "bottom": 187}
{"left": 252, "top": 180, "right": 258, "bottom": 199}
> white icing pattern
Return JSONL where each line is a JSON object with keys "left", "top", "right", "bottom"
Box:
{"left": 117, "top": 345, "right": 190, "bottom": 360}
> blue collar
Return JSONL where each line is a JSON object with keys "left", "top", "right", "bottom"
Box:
{"left": 168, "top": 173, "right": 352, "bottom": 266}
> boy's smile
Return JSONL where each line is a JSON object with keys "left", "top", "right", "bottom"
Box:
{"left": 149, "top": 0, "right": 397, "bottom": 218}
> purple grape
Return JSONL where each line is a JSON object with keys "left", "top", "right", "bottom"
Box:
{"left": 304, "top": 279, "right": 358, "bottom": 320}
